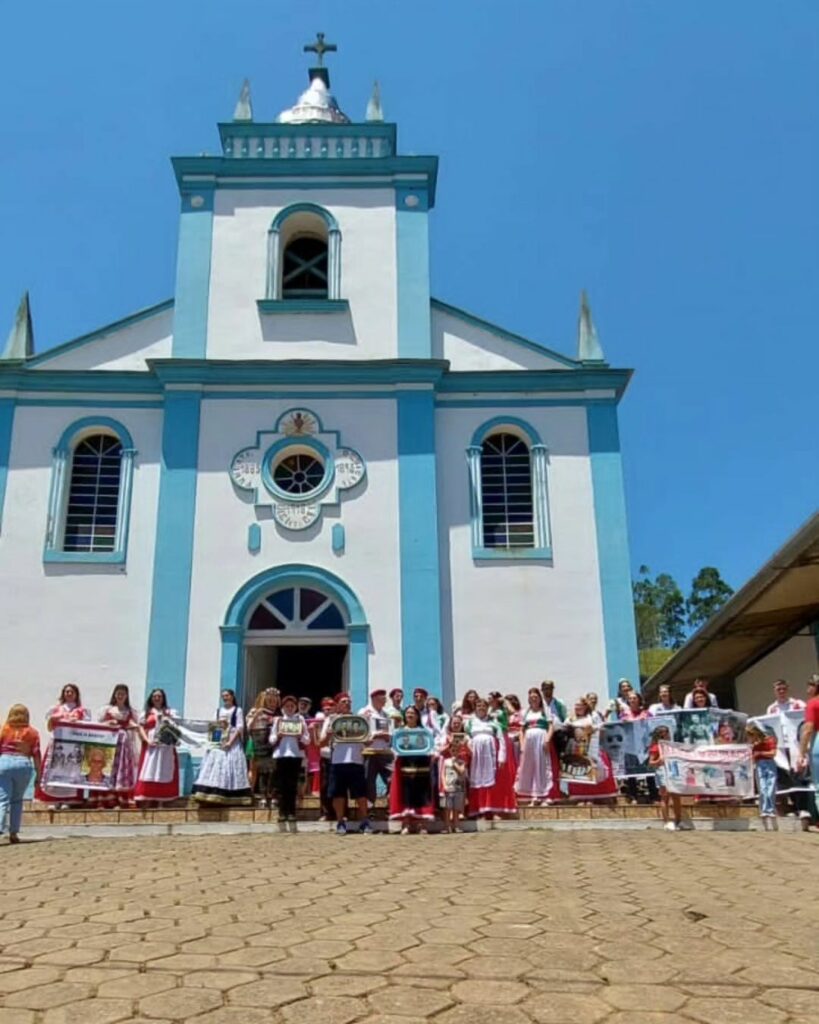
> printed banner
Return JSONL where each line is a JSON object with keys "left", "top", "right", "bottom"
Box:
{"left": 751, "top": 711, "right": 811, "bottom": 794}
{"left": 602, "top": 710, "right": 748, "bottom": 779}
{"left": 173, "top": 719, "right": 222, "bottom": 756}
{"left": 47, "top": 722, "right": 120, "bottom": 792}
{"left": 558, "top": 721, "right": 603, "bottom": 785}
{"left": 659, "top": 741, "right": 754, "bottom": 797}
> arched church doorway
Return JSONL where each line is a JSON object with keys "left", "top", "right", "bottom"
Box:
{"left": 221, "top": 564, "right": 370, "bottom": 710}
{"left": 244, "top": 585, "right": 348, "bottom": 708}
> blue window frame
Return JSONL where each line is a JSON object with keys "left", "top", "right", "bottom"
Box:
{"left": 44, "top": 416, "right": 137, "bottom": 565}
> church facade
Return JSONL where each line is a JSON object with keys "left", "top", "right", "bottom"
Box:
{"left": 0, "top": 45, "right": 639, "bottom": 726}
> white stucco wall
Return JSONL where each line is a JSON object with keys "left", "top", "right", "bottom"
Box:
{"left": 31, "top": 308, "right": 173, "bottom": 371}
{"left": 0, "top": 407, "right": 162, "bottom": 731}
{"left": 207, "top": 189, "right": 398, "bottom": 360}
{"left": 734, "top": 634, "right": 818, "bottom": 714}
{"left": 183, "top": 396, "right": 402, "bottom": 718}
{"left": 436, "top": 405, "right": 607, "bottom": 711}
{"left": 431, "top": 307, "right": 572, "bottom": 371}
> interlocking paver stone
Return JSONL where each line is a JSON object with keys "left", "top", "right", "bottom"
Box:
{"left": 0, "top": 831, "right": 815, "bottom": 1023}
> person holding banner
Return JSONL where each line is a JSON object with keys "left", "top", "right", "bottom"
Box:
{"left": 648, "top": 726, "right": 683, "bottom": 832}
{"left": 746, "top": 720, "right": 779, "bottom": 830}
{"left": 270, "top": 695, "right": 310, "bottom": 827}
{"left": 797, "top": 691, "right": 819, "bottom": 821}
{"left": 0, "top": 704, "right": 42, "bottom": 843}
{"left": 389, "top": 706, "right": 436, "bottom": 833}
{"left": 36, "top": 684, "right": 91, "bottom": 805}
{"left": 96, "top": 685, "right": 140, "bottom": 807}
{"left": 192, "top": 689, "right": 253, "bottom": 805}
{"left": 134, "top": 689, "right": 179, "bottom": 807}
{"left": 515, "top": 687, "right": 558, "bottom": 806}
{"left": 246, "top": 688, "right": 281, "bottom": 808}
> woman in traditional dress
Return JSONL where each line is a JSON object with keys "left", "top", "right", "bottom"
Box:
{"left": 421, "top": 696, "right": 448, "bottom": 739}
{"left": 457, "top": 690, "right": 479, "bottom": 721}
{"left": 0, "top": 704, "right": 42, "bottom": 843}
{"left": 192, "top": 689, "right": 252, "bottom": 805}
{"left": 389, "top": 706, "right": 436, "bottom": 833}
{"left": 488, "top": 691, "right": 518, "bottom": 815}
{"left": 515, "top": 687, "right": 558, "bottom": 806}
{"left": 246, "top": 688, "right": 280, "bottom": 808}
{"left": 36, "top": 684, "right": 91, "bottom": 805}
{"left": 96, "top": 685, "right": 140, "bottom": 808}
{"left": 465, "top": 698, "right": 511, "bottom": 818}
{"left": 134, "top": 688, "right": 179, "bottom": 807}
{"left": 505, "top": 694, "right": 524, "bottom": 767}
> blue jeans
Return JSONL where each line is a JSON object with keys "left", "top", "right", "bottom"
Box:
{"left": 755, "top": 758, "right": 777, "bottom": 817}
{"left": 0, "top": 754, "right": 34, "bottom": 835}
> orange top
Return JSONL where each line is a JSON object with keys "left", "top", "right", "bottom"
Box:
{"left": 0, "top": 724, "right": 41, "bottom": 758}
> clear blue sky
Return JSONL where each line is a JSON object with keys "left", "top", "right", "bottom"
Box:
{"left": 1, "top": 2, "right": 816, "bottom": 597}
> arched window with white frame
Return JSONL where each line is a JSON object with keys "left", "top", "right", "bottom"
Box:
{"left": 466, "top": 418, "right": 552, "bottom": 560}
{"left": 266, "top": 203, "right": 341, "bottom": 302}
{"left": 44, "top": 417, "right": 136, "bottom": 564}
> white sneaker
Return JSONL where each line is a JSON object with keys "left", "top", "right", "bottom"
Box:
{"left": 664, "top": 821, "right": 677, "bottom": 832}
{"left": 677, "top": 820, "right": 694, "bottom": 831}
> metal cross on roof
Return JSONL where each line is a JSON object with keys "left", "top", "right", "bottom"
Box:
{"left": 304, "top": 32, "right": 337, "bottom": 67}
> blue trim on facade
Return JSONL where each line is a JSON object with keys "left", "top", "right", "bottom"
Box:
{"left": 269, "top": 202, "right": 339, "bottom": 234}
{"left": 431, "top": 298, "right": 580, "bottom": 369}
{"left": 257, "top": 299, "right": 349, "bottom": 315}
{"left": 171, "top": 190, "right": 214, "bottom": 358}
{"left": 396, "top": 204, "right": 431, "bottom": 359}
{"left": 16, "top": 400, "right": 163, "bottom": 409}
{"left": 397, "top": 390, "right": 444, "bottom": 698}
{"left": 43, "top": 550, "right": 125, "bottom": 565}
{"left": 247, "top": 522, "right": 261, "bottom": 554}
{"left": 332, "top": 523, "right": 345, "bottom": 554}
{"left": 0, "top": 398, "right": 16, "bottom": 534}
{"left": 222, "top": 564, "right": 370, "bottom": 709}
{"left": 54, "top": 415, "right": 135, "bottom": 453}
{"left": 470, "top": 415, "right": 543, "bottom": 448}
{"left": 146, "top": 392, "right": 202, "bottom": 711}
{"left": 586, "top": 404, "right": 640, "bottom": 698}
{"left": 25, "top": 300, "right": 174, "bottom": 368}
{"left": 260, "top": 435, "right": 335, "bottom": 502}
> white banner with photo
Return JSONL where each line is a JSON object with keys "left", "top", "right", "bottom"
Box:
{"left": 659, "top": 741, "right": 754, "bottom": 798}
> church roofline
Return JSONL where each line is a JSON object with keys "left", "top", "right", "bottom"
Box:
{"left": 431, "top": 298, "right": 582, "bottom": 370}
{"left": 217, "top": 120, "right": 398, "bottom": 147}
{"left": 25, "top": 298, "right": 174, "bottom": 367}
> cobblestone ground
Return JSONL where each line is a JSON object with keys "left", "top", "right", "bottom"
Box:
{"left": 0, "top": 831, "right": 816, "bottom": 1024}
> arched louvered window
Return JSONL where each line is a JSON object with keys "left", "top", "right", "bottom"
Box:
{"left": 63, "top": 434, "right": 123, "bottom": 552}
{"left": 467, "top": 418, "right": 552, "bottom": 561}
{"left": 480, "top": 433, "right": 535, "bottom": 549}
{"left": 44, "top": 417, "right": 137, "bottom": 564}
{"left": 266, "top": 203, "right": 342, "bottom": 302}
{"left": 282, "top": 236, "right": 329, "bottom": 299}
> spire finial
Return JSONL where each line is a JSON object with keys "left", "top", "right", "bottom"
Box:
{"left": 366, "top": 80, "right": 383, "bottom": 122}
{"left": 577, "top": 290, "right": 605, "bottom": 363}
{"left": 1, "top": 291, "right": 34, "bottom": 360}
{"left": 233, "top": 79, "right": 253, "bottom": 122}
{"left": 304, "top": 32, "right": 337, "bottom": 68}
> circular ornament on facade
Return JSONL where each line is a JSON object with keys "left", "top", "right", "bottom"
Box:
{"left": 190, "top": 195, "right": 205, "bottom": 208}
{"left": 404, "top": 194, "right": 420, "bottom": 208}
{"left": 273, "top": 502, "right": 320, "bottom": 531}
{"left": 229, "top": 448, "right": 261, "bottom": 490}
{"left": 334, "top": 448, "right": 366, "bottom": 490}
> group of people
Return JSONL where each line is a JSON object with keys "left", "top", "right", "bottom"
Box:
{"left": 1, "top": 673, "right": 818, "bottom": 842}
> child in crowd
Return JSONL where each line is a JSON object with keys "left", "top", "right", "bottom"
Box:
{"left": 440, "top": 735, "right": 468, "bottom": 833}
{"left": 648, "top": 725, "right": 684, "bottom": 832}
{"left": 746, "top": 719, "right": 778, "bottom": 831}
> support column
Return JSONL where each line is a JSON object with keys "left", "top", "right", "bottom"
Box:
{"left": 587, "top": 403, "right": 640, "bottom": 697}
{"left": 0, "top": 398, "right": 15, "bottom": 534}
{"left": 172, "top": 188, "right": 214, "bottom": 358}
{"left": 397, "top": 389, "right": 443, "bottom": 692}
{"left": 348, "top": 623, "right": 370, "bottom": 711}
{"left": 395, "top": 187, "right": 431, "bottom": 358}
{"left": 146, "top": 391, "right": 201, "bottom": 712}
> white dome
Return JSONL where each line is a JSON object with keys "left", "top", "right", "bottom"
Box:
{"left": 277, "top": 73, "right": 350, "bottom": 125}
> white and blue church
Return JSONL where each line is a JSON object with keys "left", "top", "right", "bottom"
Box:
{"left": 0, "top": 40, "right": 639, "bottom": 728}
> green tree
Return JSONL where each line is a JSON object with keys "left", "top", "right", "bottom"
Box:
{"left": 687, "top": 567, "right": 734, "bottom": 631}
{"left": 632, "top": 566, "right": 686, "bottom": 650}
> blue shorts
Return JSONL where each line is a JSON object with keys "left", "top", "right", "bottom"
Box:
{"left": 328, "top": 762, "right": 367, "bottom": 801}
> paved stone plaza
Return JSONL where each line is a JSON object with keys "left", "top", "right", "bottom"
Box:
{"left": 0, "top": 831, "right": 815, "bottom": 1024}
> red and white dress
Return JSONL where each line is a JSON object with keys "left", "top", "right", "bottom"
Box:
{"left": 134, "top": 710, "right": 180, "bottom": 803}
{"left": 515, "top": 709, "right": 560, "bottom": 801}
{"left": 96, "top": 705, "right": 139, "bottom": 804}
{"left": 36, "top": 702, "right": 91, "bottom": 804}
{"left": 465, "top": 717, "right": 517, "bottom": 816}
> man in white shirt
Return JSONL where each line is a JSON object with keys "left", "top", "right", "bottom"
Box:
{"left": 320, "top": 692, "right": 373, "bottom": 835}
{"left": 648, "top": 685, "right": 681, "bottom": 716}
{"left": 683, "top": 678, "right": 718, "bottom": 708}
{"left": 766, "top": 678, "right": 806, "bottom": 715}
{"left": 358, "top": 688, "right": 393, "bottom": 805}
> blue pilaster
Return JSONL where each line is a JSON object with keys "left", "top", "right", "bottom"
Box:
{"left": 587, "top": 403, "right": 640, "bottom": 697}
{"left": 172, "top": 189, "right": 214, "bottom": 358}
{"left": 0, "top": 398, "right": 15, "bottom": 533}
{"left": 146, "top": 391, "right": 201, "bottom": 711}
{"left": 397, "top": 389, "right": 443, "bottom": 695}
{"left": 348, "top": 624, "right": 370, "bottom": 711}
{"left": 395, "top": 187, "right": 431, "bottom": 358}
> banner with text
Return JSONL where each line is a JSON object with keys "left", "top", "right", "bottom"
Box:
{"left": 659, "top": 741, "right": 754, "bottom": 797}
